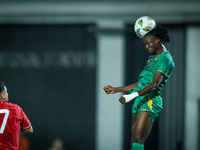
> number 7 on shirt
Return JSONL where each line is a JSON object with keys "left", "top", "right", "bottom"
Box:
{"left": 0, "top": 109, "right": 9, "bottom": 134}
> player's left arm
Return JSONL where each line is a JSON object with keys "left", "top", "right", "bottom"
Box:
{"left": 20, "top": 107, "right": 33, "bottom": 134}
{"left": 119, "top": 71, "right": 165, "bottom": 104}
{"left": 138, "top": 71, "right": 165, "bottom": 96}
{"left": 20, "top": 125, "right": 33, "bottom": 134}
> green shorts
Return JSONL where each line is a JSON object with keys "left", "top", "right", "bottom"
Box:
{"left": 132, "top": 93, "right": 162, "bottom": 123}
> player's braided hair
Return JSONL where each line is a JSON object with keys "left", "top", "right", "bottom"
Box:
{"left": 0, "top": 82, "right": 5, "bottom": 94}
{"left": 145, "top": 23, "right": 171, "bottom": 43}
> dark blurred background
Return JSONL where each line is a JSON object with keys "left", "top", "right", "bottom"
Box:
{"left": 0, "top": 24, "right": 96, "bottom": 150}
{"left": 0, "top": 1, "right": 199, "bottom": 150}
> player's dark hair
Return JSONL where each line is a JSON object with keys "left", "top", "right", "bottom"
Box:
{"left": 0, "top": 82, "right": 5, "bottom": 94}
{"left": 145, "top": 23, "right": 171, "bottom": 43}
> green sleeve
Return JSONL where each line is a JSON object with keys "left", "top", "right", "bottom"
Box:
{"left": 157, "top": 57, "right": 174, "bottom": 77}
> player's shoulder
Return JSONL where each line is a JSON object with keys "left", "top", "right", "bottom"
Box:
{"left": 161, "top": 51, "right": 175, "bottom": 68}
{"left": 7, "top": 102, "right": 19, "bottom": 106}
{"left": 6, "top": 102, "right": 22, "bottom": 111}
{"left": 161, "top": 50, "right": 170, "bottom": 57}
{"left": 160, "top": 51, "right": 173, "bottom": 61}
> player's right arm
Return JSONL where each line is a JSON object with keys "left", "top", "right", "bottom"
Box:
{"left": 103, "top": 82, "right": 138, "bottom": 94}
{"left": 20, "top": 125, "right": 33, "bottom": 134}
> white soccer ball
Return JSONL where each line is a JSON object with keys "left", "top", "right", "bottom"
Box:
{"left": 134, "top": 16, "right": 156, "bottom": 38}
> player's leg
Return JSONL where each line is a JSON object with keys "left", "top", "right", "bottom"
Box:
{"left": 131, "top": 111, "right": 153, "bottom": 150}
{"left": 130, "top": 113, "right": 137, "bottom": 148}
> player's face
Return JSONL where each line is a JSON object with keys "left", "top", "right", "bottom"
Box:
{"left": 143, "top": 34, "right": 159, "bottom": 54}
{"left": 2, "top": 86, "right": 9, "bottom": 102}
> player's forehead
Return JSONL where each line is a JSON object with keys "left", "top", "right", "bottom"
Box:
{"left": 143, "top": 34, "right": 155, "bottom": 43}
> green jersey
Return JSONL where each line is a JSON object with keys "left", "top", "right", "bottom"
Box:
{"left": 130, "top": 51, "right": 175, "bottom": 122}
{"left": 133, "top": 50, "right": 175, "bottom": 96}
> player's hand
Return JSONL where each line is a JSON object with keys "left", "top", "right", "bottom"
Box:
{"left": 119, "top": 96, "right": 126, "bottom": 104}
{"left": 103, "top": 85, "right": 115, "bottom": 94}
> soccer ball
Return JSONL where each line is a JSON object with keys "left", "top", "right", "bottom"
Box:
{"left": 134, "top": 16, "right": 156, "bottom": 38}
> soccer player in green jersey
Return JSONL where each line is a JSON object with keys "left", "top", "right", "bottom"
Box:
{"left": 103, "top": 24, "right": 175, "bottom": 150}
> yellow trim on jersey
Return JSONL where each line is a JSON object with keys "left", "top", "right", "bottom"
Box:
{"left": 148, "top": 98, "right": 153, "bottom": 110}
{"left": 154, "top": 55, "right": 160, "bottom": 60}
{"left": 157, "top": 70, "right": 168, "bottom": 77}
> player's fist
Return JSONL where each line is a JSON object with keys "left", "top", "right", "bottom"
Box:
{"left": 103, "top": 85, "right": 115, "bottom": 94}
{"left": 119, "top": 96, "right": 126, "bottom": 104}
